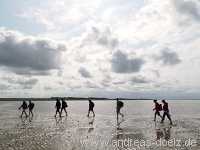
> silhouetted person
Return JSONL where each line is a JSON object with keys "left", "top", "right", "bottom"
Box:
{"left": 153, "top": 100, "right": 162, "bottom": 122}
{"left": 61, "top": 99, "right": 68, "bottom": 116}
{"left": 55, "top": 99, "right": 61, "bottom": 117}
{"left": 161, "top": 100, "right": 173, "bottom": 125}
{"left": 19, "top": 101, "right": 28, "bottom": 118}
{"left": 28, "top": 100, "right": 34, "bottom": 117}
{"left": 116, "top": 98, "right": 124, "bottom": 123}
{"left": 87, "top": 99, "right": 95, "bottom": 117}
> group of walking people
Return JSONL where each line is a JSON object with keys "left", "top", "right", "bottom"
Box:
{"left": 54, "top": 99, "right": 68, "bottom": 117}
{"left": 18, "top": 100, "right": 35, "bottom": 118}
{"left": 153, "top": 99, "right": 173, "bottom": 125}
{"left": 54, "top": 99, "right": 96, "bottom": 117}
{"left": 18, "top": 99, "right": 173, "bottom": 125}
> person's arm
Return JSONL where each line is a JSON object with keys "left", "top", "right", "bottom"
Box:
{"left": 18, "top": 105, "right": 22, "bottom": 110}
{"left": 153, "top": 104, "right": 156, "bottom": 111}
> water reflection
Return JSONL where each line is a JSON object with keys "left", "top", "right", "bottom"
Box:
{"left": 88, "top": 116, "right": 95, "bottom": 133}
{"left": 155, "top": 123, "right": 172, "bottom": 140}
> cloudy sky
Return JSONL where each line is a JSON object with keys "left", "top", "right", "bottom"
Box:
{"left": 0, "top": 0, "right": 200, "bottom": 99}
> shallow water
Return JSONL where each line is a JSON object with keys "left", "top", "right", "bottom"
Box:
{"left": 0, "top": 100, "right": 200, "bottom": 150}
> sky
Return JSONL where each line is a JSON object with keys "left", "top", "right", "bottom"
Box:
{"left": 0, "top": 0, "right": 200, "bottom": 99}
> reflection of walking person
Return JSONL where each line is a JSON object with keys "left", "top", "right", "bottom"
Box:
{"left": 153, "top": 100, "right": 162, "bottom": 122}
{"left": 116, "top": 98, "right": 124, "bottom": 123}
{"left": 61, "top": 99, "right": 68, "bottom": 116}
{"left": 156, "top": 126, "right": 171, "bottom": 140}
{"left": 19, "top": 101, "right": 28, "bottom": 118}
{"left": 54, "top": 99, "right": 61, "bottom": 117}
{"left": 161, "top": 100, "right": 173, "bottom": 125}
{"left": 87, "top": 100, "right": 95, "bottom": 117}
{"left": 28, "top": 100, "right": 34, "bottom": 117}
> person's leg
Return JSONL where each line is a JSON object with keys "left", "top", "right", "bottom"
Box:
{"left": 23, "top": 110, "right": 28, "bottom": 117}
{"left": 59, "top": 109, "right": 61, "bottom": 117}
{"left": 161, "top": 112, "right": 166, "bottom": 123}
{"left": 60, "top": 108, "right": 63, "bottom": 116}
{"left": 92, "top": 109, "right": 95, "bottom": 117}
{"left": 154, "top": 111, "right": 159, "bottom": 121}
{"left": 117, "top": 109, "right": 119, "bottom": 124}
{"left": 154, "top": 112, "right": 157, "bottom": 121}
{"left": 29, "top": 109, "right": 33, "bottom": 117}
{"left": 157, "top": 111, "right": 162, "bottom": 119}
{"left": 30, "top": 109, "right": 33, "bottom": 116}
{"left": 22, "top": 110, "right": 25, "bottom": 117}
{"left": 29, "top": 109, "right": 32, "bottom": 117}
{"left": 87, "top": 110, "right": 90, "bottom": 117}
{"left": 119, "top": 111, "right": 124, "bottom": 117}
{"left": 20, "top": 110, "right": 24, "bottom": 117}
{"left": 64, "top": 108, "right": 68, "bottom": 116}
{"left": 55, "top": 109, "right": 59, "bottom": 117}
{"left": 166, "top": 113, "right": 173, "bottom": 125}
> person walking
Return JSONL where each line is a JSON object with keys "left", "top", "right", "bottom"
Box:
{"left": 55, "top": 99, "right": 61, "bottom": 117}
{"left": 116, "top": 98, "right": 124, "bottom": 123}
{"left": 161, "top": 100, "right": 173, "bottom": 125}
{"left": 87, "top": 99, "right": 95, "bottom": 117}
{"left": 28, "top": 100, "right": 35, "bottom": 117}
{"left": 61, "top": 99, "right": 68, "bottom": 116}
{"left": 153, "top": 100, "right": 162, "bottom": 122}
{"left": 19, "top": 101, "right": 28, "bottom": 118}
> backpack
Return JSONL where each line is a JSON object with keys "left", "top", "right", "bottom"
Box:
{"left": 63, "top": 101, "right": 68, "bottom": 108}
{"left": 158, "top": 104, "right": 162, "bottom": 111}
{"left": 29, "top": 103, "right": 34, "bottom": 109}
{"left": 22, "top": 102, "right": 28, "bottom": 109}
{"left": 91, "top": 101, "right": 94, "bottom": 108}
{"left": 118, "top": 101, "right": 124, "bottom": 107}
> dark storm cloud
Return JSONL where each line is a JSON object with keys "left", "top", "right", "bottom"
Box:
{"left": 174, "top": 0, "right": 200, "bottom": 21}
{"left": 0, "top": 29, "right": 66, "bottom": 75}
{"left": 78, "top": 67, "right": 92, "bottom": 78}
{"left": 3, "top": 77, "right": 38, "bottom": 89}
{"left": 111, "top": 50, "right": 145, "bottom": 73}
{"left": 156, "top": 48, "right": 181, "bottom": 66}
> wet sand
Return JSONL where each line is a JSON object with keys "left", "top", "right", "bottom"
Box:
{"left": 0, "top": 100, "right": 200, "bottom": 150}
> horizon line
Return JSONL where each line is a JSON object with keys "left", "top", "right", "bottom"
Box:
{"left": 0, "top": 97, "right": 200, "bottom": 101}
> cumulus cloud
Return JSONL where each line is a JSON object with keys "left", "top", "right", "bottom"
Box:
{"left": 93, "top": 27, "right": 119, "bottom": 49}
{"left": 81, "top": 26, "right": 119, "bottom": 49}
{"left": 0, "top": 28, "right": 66, "bottom": 75}
{"left": 155, "top": 48, "right": 181, "bottom": 66}
{"left": 3, "top": 77, "right": 38, "bottom": 89}
{"left": 111, "top": 50, "right": 145, "bottom": 73}
{"left": 173, "top": 0, "right": 200, "bottom": 22}
{"left": 78, "top": 67, "right": 92, "bottom": 78}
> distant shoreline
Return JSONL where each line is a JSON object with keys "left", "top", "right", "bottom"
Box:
{"left": 0, "top": 97, "right": 200, "bottom": 101}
